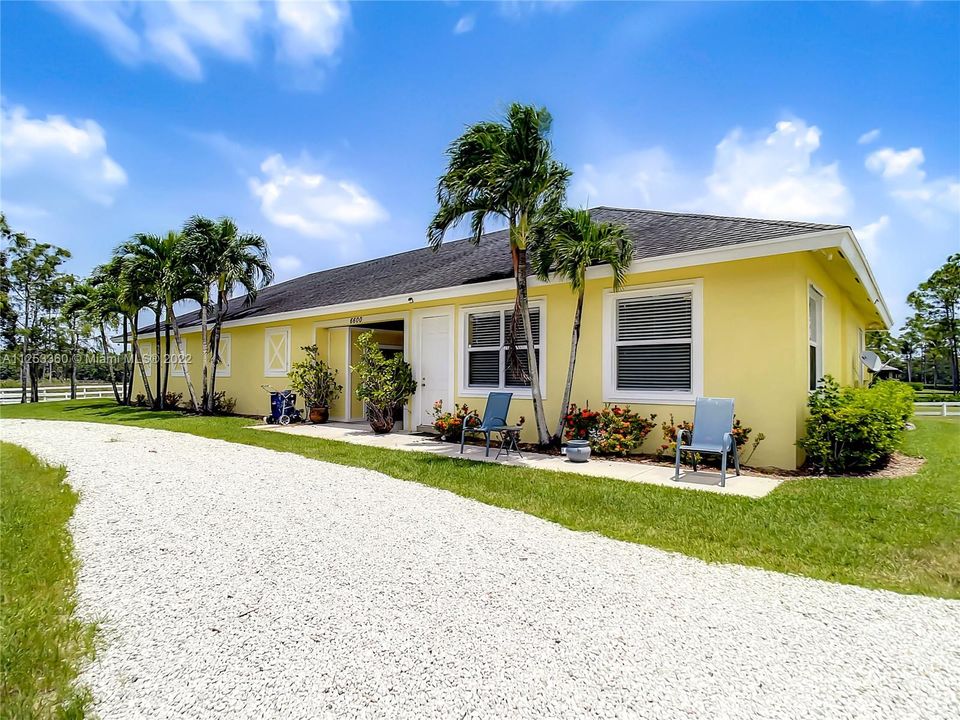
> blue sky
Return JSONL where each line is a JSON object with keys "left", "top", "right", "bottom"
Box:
{"left": 2, "top": 1, "right": 958, "bottom": 327}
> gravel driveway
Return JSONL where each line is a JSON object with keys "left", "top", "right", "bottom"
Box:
{"left": 2, "top": 419, "right": 958, "bottom": 720}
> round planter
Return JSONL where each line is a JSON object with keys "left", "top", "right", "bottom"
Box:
{"left": 565, "top": 439, "right": 592, "bottom": 463}
{"left": 308, "top": 406, "right": 329, "bottom": 424}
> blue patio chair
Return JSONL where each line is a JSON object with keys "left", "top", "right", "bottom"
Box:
{"left": 674, "top": 397, "right": 741, "bottom": 487}
{"left": 461, "top": 392, "right": 513, "bottom": 457}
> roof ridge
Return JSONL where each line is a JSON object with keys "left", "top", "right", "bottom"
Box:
{"left": 591, "top": 205, "right": 846, "bottom": 230}
{"left": 235, "top": 226, "right": 510, "bottom": 300}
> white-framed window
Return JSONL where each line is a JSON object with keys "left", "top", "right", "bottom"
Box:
{"left": 602, "top": 281, "right": 703, "bottom": 404}
{"left": 459, "top": 301, "right": 546, "bottom": 397}
{"left": 214, "top": 334, "right": 231, "bottom": 378}
{"left": 264, "top": 326, "right": 291, "bottom": 377}
{"left": 808, "top": 285, "right": 824, "bottom": 391}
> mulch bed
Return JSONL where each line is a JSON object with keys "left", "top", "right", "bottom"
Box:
{"left": 428, "top": 433, "right": 925, "bottom": 481}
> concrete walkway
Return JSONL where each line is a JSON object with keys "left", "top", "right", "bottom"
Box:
{"left": 250, "top": 421, "right": 783, "bottom": 498}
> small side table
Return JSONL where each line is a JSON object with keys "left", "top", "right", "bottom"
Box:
{"left": 496, "top": 426, "right": 524, "bottom": 459}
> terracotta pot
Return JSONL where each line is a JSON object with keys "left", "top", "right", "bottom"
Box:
{"left": 309, "top": 406, "right": 329, "bottom": 424}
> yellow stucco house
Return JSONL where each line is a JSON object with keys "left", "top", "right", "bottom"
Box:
{"left": 137, "top": 207, "right": 891, "bottom": 470}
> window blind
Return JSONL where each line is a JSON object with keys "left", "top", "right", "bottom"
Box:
{"left": 615, "top": 292, "right": 692, "bottom": 392}
{"left": 466, "top": 307, "right": 542, "bottom": 389}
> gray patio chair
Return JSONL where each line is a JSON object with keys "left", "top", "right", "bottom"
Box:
{"left": 674, "top": 397, "right": 741, "bottom": 487}
{"left": 461, "top": 392, "right": 513, "bottom": 457}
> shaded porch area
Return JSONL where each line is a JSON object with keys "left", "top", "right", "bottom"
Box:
{"left": 315, "top": 318, "right": 407, "bottom": 427}
{"left": 248, "top": 421, "right": 783, "bottom": 498}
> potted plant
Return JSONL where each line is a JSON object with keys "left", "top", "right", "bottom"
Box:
{"left": 288, "top": 344, "right": 342, "bottom": 424}
{"left": 350, "top": 331, "right": 417, "bottom": 433}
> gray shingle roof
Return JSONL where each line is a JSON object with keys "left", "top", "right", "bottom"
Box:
{"left": 158, "top": 207, "right": 845, "bottom": 330}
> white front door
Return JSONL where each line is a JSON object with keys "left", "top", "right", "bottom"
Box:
{"left": 417, "top": 313, "right": 451, "bottom": 427}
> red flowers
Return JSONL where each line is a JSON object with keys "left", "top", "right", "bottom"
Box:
{"left": 431, "top": 400, "right": 481, "bottom": 441}
{"left": 563, "top": 403, "right": 657, "bottom": 456}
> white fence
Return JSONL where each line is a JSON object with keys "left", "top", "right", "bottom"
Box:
{"left": 0, "top": 384, "right": 116, "bottom": 405}
{"left": 913, "top": 401, "right": 960, "bottom": 417}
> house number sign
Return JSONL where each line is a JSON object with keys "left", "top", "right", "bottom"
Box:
{"left": 348, "top": 316, "right": 364, "bottom": 325}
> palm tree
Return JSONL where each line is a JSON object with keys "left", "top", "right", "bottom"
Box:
{"left": 61, "top": 276, "right": 90, "bottom": 400}
{"left": 116, "top": 235, "right": 166, "bottom": 408}
{"left": 88, "top": 261, "right": 126, "bottom": 403}
{"left": 183, "top": 216, "right": 273, "bottom": 413}
{"left": 161, "top": 232, "right": 203, "bottom": 412}
{"left": 104, "top": 251, "right": 155, "bottom": 408}
{"left": 427, "top": 103, "right": 571, "bottom": 445}
{"left": 533, "top": 209, "right": 633, "bottom": 442}
{"left": 123, "top": 232, "right": 203, "bottom": 411}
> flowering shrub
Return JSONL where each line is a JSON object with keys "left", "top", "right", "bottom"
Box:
{"left": 564, "top": 404, "right": 599, "bottom": 441}
{"left": 431, "top": 400, "right": 482, "bottom": 441}
{"left": 798, "top": 376, "right": 913, "bottom": 473}
{"left": 564, "top": 403, "right": 657, "bottom": 456}
{"left": 657, "top": 414, "right": 764, "bottom": 465}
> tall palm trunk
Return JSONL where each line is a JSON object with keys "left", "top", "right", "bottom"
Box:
{"left": 162, "top": 321, "right": 171, "bottom": 403}
{"left": 131, "top": 325, "right": 155, "bottom": 408}
{"left": 154, "top": 308, "right": 163, "bottom": 409}
{"left": 100, "top": 325, "right": 121, "bottom": 403}
{"left": 19, "top": 332, "right": 28, "bottom": 404}
{"left": 554, "top": 285, "right": 584, "bottom": 441}
{"left": 208, "top": 288, "right": 225, "bottom": 414}
{"left": 29, "top": 364, "right": 40, "bottom": 403}
{"left": 209, "top": 321, "right": 221, "bottom": 414}
{"left": 19, "top": 289, "right": 29, "bottom": 403}
{"left": 69, "top": 325, "right": 78, "bottom": 400}
{"left": 168, "top": 299, "right": 200, "bottom": 412}
{"left": 513, "top": 243, "right": 549, "bottom": 445}
{"left": 949, "top": 309, "right": 959, "bottom": 393}
{"left": 200, "top": 292, "right": 210, "bottom": 414}
{"left": 121, "top": 316, "right": 131, "bottom": 403}
{"left": 951, "top": 343, "right": 959, "bottom": 394}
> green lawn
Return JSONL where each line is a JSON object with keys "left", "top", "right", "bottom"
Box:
{"left": 1, "top": 442, "right": 96, "bottom": 719}
{"left": 2, "top": 400, "right": 959, "bottom": 599}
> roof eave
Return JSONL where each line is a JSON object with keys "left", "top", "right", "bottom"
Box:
{"left": 579, "top": 227, "right": 892, "bottom": 328}
{"left": 157, "top": 227, "right": 891, "bottom": 335}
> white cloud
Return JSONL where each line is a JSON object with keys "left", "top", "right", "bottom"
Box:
{"left": 570, "top": 147, "right": 683, "bottom": 209}
{"left": 1, "top": 102, "right": 127, "bottom": 205}
{"left": 274, "top": 254, "right": 303, "bottom": 272}
{"left": 576, "top": 118, "right": 852, "bottom": 223}
{"left": 53, "top": 1, "right": 142, "bottom": 61}
{"left": 866, "top": 146, "right": 960, "bottom": 224}
{"left": 499, "top": 1, "right": 575, "bottom": 18}
{"left": 51, "top": 1, "right": 348, "bottom": 82}
{"left": 700, "top": 120, "right": 851, "bottom": 221}
{"left": 854, "top": 215, "right": 889, "bottom": 262}
{"left": 858, "top": 128, "right": 881, "bottom": 145}
{"left": 273, "top": 254, "right": 304, "bottom": 279}
{"left": 274, "top": 0, "right": 349, "bottom": 68}
{"left": 248, "top": 154, "right": 387, "bottom": 245}
{"left": 865, "top": 147, "right": 924, "bottom": 179}
{"left": 454, "top": 15, "right": 476, "bottom": 34}
{"left": 1, "top": 202, "right": 50, "bottom": 221}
